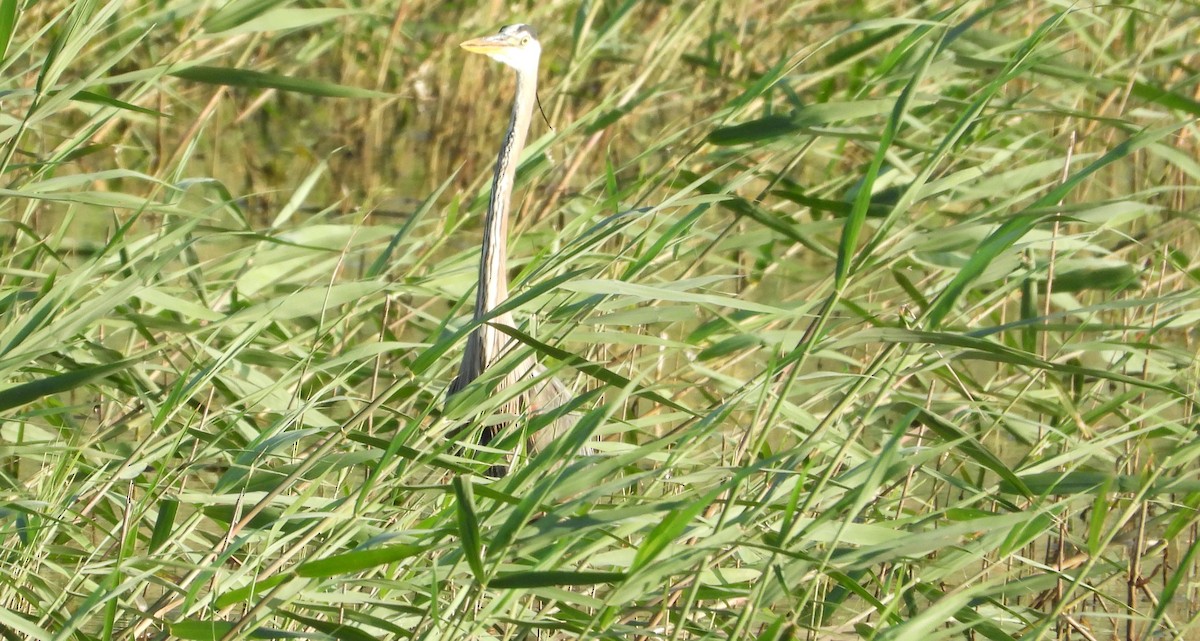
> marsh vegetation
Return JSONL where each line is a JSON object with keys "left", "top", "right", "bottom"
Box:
{"left": 2, "top": 1, "right": 1199, "bottom": 639}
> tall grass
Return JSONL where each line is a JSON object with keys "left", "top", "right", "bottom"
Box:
{"left": 2, "top": 1, "right": 1199, "bottom": 639}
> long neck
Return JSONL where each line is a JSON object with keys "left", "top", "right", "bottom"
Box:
{"left": 475, "top": 64, "right": 538, "bottom": 322}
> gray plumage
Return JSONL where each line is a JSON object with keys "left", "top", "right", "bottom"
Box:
{"left": 450, "top": 25, "right": 587, "bottom": 476}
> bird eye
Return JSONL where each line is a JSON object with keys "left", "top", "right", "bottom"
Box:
{"left": 521, "top": 36, "right": 530, "bottom": 45}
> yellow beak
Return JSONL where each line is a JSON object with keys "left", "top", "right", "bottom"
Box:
{"left": 460, "top": 34, "right": 519, "bottom": 55}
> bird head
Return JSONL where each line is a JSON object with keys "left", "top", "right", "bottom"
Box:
{"left": 460, "top": 24, "right": 541, "bottom": 74}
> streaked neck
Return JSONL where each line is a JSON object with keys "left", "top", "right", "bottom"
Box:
{"left": 475, "top": 64, "right": 538, "bottom": 323}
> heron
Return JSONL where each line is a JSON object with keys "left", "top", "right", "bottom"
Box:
{"left": 448, "top": 24, "right": 584, "bottom": 476}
